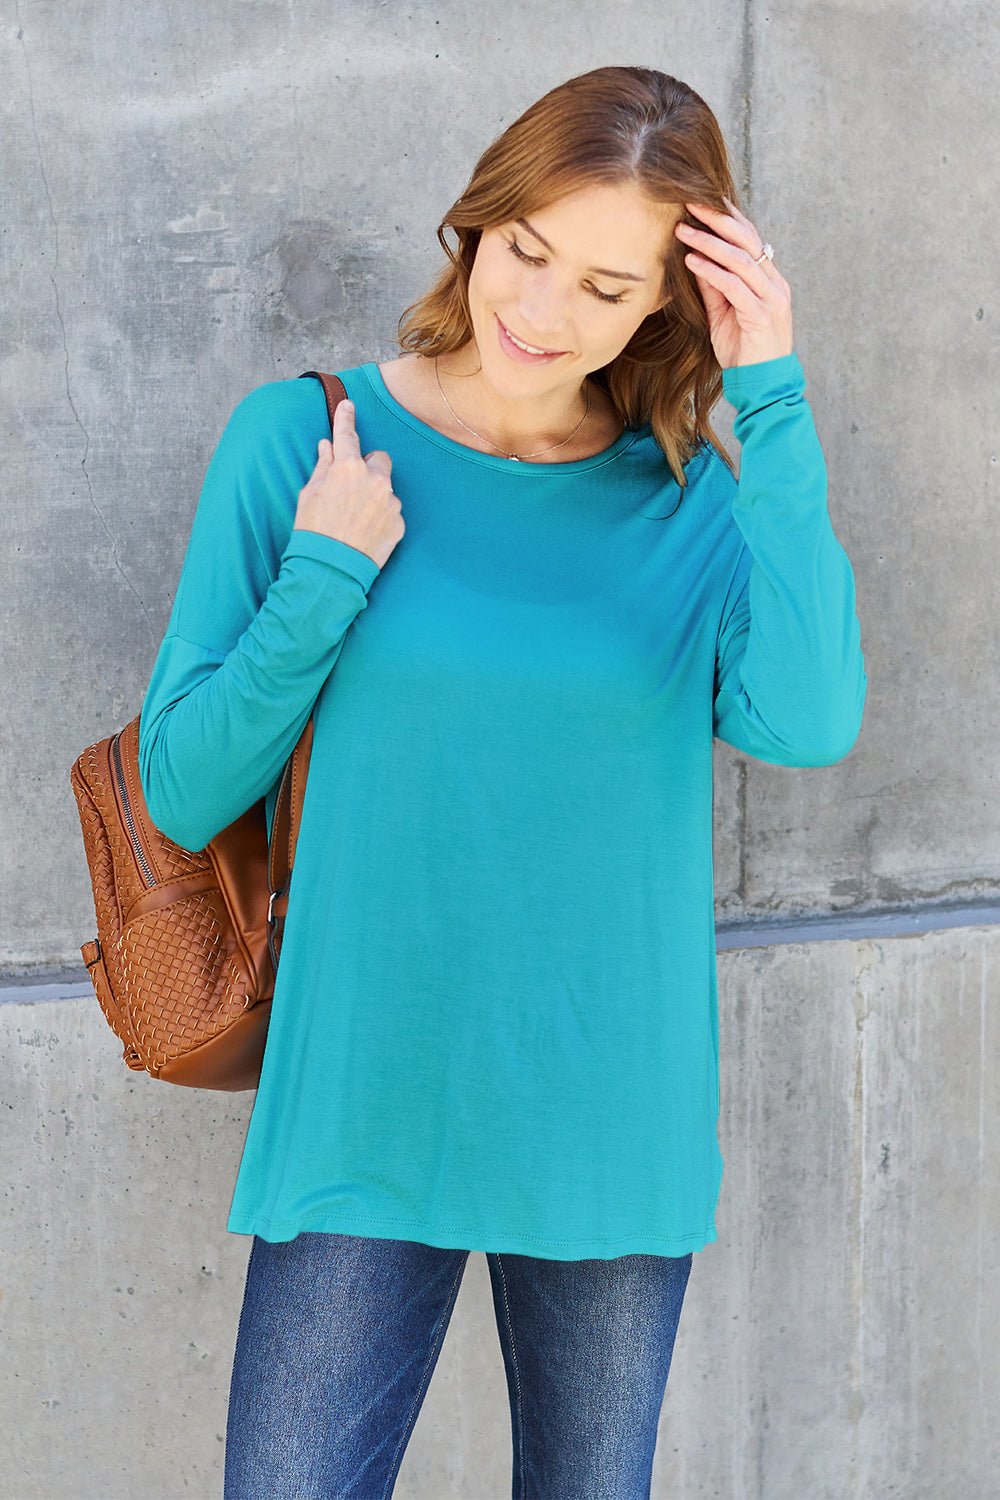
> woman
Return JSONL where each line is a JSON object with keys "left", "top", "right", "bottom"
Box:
{"left": 140, "top": 65, "right": 865, "bottom": 1500}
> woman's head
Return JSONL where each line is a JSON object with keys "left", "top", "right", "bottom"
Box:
{"left": 462, "top": 184, "right": 683, "bottom": 419}
{"left": 399, "top": 66, "right": 739, "bottom": 480}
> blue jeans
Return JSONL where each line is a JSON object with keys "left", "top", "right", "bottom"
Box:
{"left": 225, "top": 1232, "right": 691, "bottom": 1500}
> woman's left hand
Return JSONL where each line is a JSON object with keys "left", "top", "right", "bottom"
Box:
{"left": 675, "top": 202, "right": 794, "bottom": 369}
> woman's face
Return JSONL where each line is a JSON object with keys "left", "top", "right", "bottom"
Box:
{"left": 465, "top": 182, "right": 680, "bottom": 403}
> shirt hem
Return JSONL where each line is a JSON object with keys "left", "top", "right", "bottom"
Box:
{"left": 226, "top": 1209, "right": 718, "bottom": 1260}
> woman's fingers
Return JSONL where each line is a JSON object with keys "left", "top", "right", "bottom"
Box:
{"left": 309, "top": 437, "right": 334, "bottom": 476}
{"left": 677, "top": 212, "right": 776, "bottom": 285}
{"left": 364, "top": 448, "right": 393, "bottom": 480}
{"left": 294, "top": 407, "right": 403, "bottom": 569}
{"left": 682, "top": 246, "right": 782, "bottom": 308}
{"left": 684, "top": 201, "right": 770, "bottom": 262}
{"left": 675, "top": 203, "right": 793, "bottom": 367}
{"left": 332, "top": 398, "right": 362, "bottom": 461}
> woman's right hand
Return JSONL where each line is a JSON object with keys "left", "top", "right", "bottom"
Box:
{"left": 293, "top": 399, "right": 404, "bottom": 569}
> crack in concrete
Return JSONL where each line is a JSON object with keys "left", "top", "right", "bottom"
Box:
{"left": 286, "top": 0, "right": 306, "bottom": 215}
{"left": 15, "top": 5, "right": 156, "bottom": 645}
{"left": 980, "top": 950, "right": 990, "bottom": 1448}
{"left": 740, "top": 0, "right": 755, "bottom": 209}
{"left": 847, "top": 943, "right": 874, "bottom": 1498}
{"left": 736, "top": 757, "right": 749, "bottom": 903}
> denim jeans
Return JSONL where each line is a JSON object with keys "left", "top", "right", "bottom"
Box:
{"left": 225, "top": 1232, "right": 691, "bottom": 1500}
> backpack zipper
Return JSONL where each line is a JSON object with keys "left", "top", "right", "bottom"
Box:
{"left": 112, "top": 731, "right": 157, "bottom": 888}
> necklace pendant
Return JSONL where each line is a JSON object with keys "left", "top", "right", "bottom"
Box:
{"left": 433, "top": 357, "right": 591, "bottom": 462}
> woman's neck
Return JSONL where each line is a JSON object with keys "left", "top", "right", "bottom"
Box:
{"left": 376, "top": 352, "right": 624, "bottom": 464}
{"left": 432, "top": 344, "right": 595, "bottom": 460}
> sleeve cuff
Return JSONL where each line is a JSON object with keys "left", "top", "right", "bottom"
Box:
{"left": 722, "top": 352, "right": 805, "bottom": 411}
{"left": 281, "top": 528, "right": 381, "bottom": 592}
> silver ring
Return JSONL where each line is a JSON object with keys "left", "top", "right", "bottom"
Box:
{"left": 754, "top": 241, "right": 774, "bottom": 264}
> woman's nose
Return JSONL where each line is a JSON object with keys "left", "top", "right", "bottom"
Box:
{"left": 518, "top": 271, "right": 568, "bottom": 336}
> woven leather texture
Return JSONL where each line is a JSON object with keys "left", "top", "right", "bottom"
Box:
{"left": 70, "top": 718, "right": 267, "bottom": 1086}
{"left": 120, "top": 889, "right": 250, "bottom": 1071}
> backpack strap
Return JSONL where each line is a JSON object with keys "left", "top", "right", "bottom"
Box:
{"left": 300, "top": 370, "right": 349, "bottom": 432}
{"left": 265, "top": 372, "right": 349, "bottom": 971}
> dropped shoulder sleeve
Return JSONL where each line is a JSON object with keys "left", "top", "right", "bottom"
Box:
{"left": 138, "top": 379, "right": 380, "bottom": 852}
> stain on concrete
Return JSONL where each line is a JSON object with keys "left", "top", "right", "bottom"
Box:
{"left": 168, "top": 205, "right": 228, "bottom": 234}
{"left": 278, "top": 221, "right": 345, "bottom": 324}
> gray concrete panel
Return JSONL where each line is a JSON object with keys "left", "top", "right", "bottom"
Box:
{"left": 3, "top": 925, "right": 998, "bottom": 1497}
{"left": 9, "top": 0, "right": 997, "bottom": 960}
{"left": 720, "top": 1, "right": 1000, "bottom": 919}
{"left": 657, "top": 922, "right": 1000, "bottom": 1499}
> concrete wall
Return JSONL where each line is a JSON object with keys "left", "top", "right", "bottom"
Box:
{"left": 2, "top": 1, "right": 998, "bottom": 1496}
{"left": 5, "top": 924, "right": 998, "bottom": 1498}
{"left": 5, "top": 0, "right": 997, "bottom": 969}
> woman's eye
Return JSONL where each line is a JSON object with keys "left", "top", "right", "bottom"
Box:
{"left": 507, "top": 238, "right": 544, "bottom": 267}
{"left": 505, "top": 237, "right": 624, "bottom": 304}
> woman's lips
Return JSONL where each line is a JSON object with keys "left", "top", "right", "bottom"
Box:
{"left": 495, "top": 315, "right": 566, "bottom": 365}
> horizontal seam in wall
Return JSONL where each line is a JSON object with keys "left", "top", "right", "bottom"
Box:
{"left": 715, "top": 901, "right": 1000, "bottom": 950}
{"left": 3, "top": 902, "right": 999, "bottom": 1004}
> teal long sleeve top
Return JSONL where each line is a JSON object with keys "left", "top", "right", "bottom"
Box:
{"left": 139, "top": 353, "right": 865, "bottom": 1258}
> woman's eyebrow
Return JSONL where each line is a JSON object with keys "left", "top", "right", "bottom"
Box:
{"left": 515, "top": 218, "right": 647, "bottom": 282}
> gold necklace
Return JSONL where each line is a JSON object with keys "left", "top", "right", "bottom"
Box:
{"left": 434, "top": 358, "right": 591, "bottom": 462}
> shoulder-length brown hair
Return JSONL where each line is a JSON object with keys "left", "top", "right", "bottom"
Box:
{"left": 398, "top": 66, "right": 738, "bottom": 483}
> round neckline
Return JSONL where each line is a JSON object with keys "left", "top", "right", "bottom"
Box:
{"left": 358, "top": 362, "right": 647, "bottom": 475}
